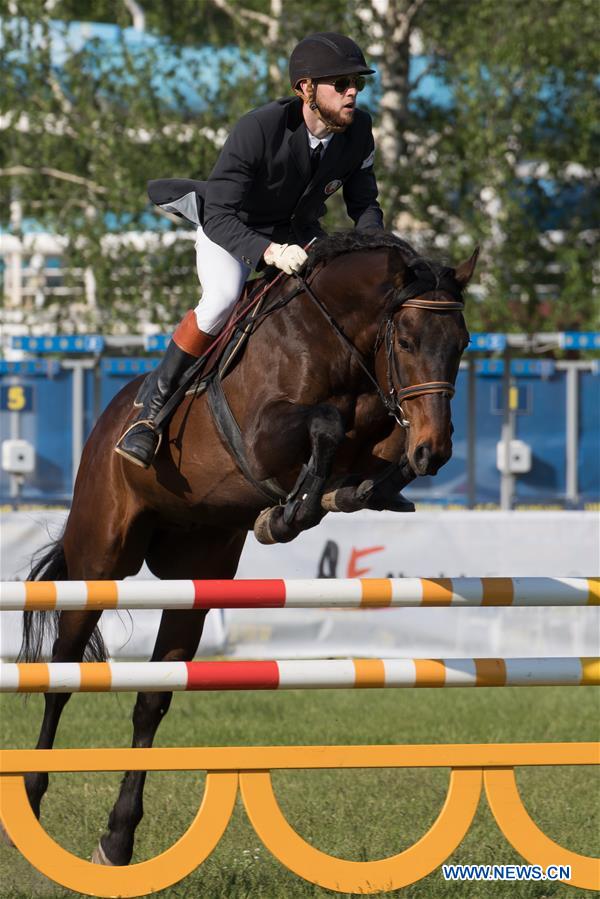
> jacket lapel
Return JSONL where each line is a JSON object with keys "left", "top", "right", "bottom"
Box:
{"left": 296, "top": 130, "right": 349, "bottom": 206}
{"left": 286, "top": 102, "right": 311, "bottom": 183}
{"left": 288, "top": 126, "right": 311, "bottom": 183}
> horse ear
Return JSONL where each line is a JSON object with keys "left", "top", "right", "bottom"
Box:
{"left": 454, "top": 246, "right": 480, "bottom": 288}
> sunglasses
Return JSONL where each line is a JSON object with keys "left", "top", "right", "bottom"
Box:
{"left": 317, "top": 75, "right": 366, "bottom": 93}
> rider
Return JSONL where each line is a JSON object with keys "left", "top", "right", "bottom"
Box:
{"left": 116, "top": 32, "right": 384, "bottom": 468}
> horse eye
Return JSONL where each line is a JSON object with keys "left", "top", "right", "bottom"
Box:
{"left": 397, "top": 337, "right": 412, "bottom": 351}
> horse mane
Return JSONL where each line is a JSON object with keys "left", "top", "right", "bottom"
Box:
{"left": 306, "top": 230, "right": 419, "bottom": 276}
{"left": 305, "top": 230, "right": 462, "bottom": 308}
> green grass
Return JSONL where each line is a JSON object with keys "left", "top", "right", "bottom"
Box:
{"left": 1, "top": 686, "right": 599, "bottom": 898}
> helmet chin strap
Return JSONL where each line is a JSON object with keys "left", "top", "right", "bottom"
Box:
{"left": 294, "top": 79, "right": 347, "bottom": 134}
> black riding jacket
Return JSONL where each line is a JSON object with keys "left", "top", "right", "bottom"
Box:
{"left": 149, "top": 96, "right": 384, "bottom": 269}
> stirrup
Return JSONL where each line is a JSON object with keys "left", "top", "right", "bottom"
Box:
{"left": 114, "top": 419, "right": 163, "bottom": 468}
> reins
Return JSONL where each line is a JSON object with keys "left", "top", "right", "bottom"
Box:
{"left": 153, "top": 252, "right": 464, "bottom": 435}
{"left": 294, "top": 270, "right": 465, "bottom": 429}
{"left": 292, "top": 272, "right": 396, "bottom": 413}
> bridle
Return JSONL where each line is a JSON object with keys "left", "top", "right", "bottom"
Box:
{"left": 382, "top": 293, "right": 465, "bottom": 428}
{"left": 294, "top": 261, "right": 465, "bottom": 429}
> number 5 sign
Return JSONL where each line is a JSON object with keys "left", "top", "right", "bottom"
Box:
{"left": 0, "top": 385, "right": 34, "bottom": 412}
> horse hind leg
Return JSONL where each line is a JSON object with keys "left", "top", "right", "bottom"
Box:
{"left": 93, "top": 525, "right": 246, "bottom": 867}
{"left": 10, "top": 537, "right": 104, "bottom": 822}
{"left": 1, "top": 581, "right": 103, "bottom": 845}
{"left": 22, "top": 504, "right": 152, "bottom": 824}
{"left": 24, "top": 609, "right": 104, "bottom": 819}
{"left": 24, "top": 558, "right": 143, "bottom": 820}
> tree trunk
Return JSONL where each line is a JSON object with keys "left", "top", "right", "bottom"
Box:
{"left": 364, "top": 0, "right": 427, "bottom": 170}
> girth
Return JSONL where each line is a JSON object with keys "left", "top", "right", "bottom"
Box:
{"left": 208, "top": 377, "right": 287, "bottom": 504}
{"left": 204, "top": 279, "right": 301, "bottom": 503}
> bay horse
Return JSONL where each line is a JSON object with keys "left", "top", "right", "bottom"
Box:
{"left": 18, "top": 230, "right": 476, "bottom": 866}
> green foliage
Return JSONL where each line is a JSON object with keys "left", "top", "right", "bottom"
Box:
{"left": 1, "top": 0, "right": 598, "bottom": 332}
{"left": 391, "top": 0, "right": 599, "bottom": 331}
{"left": 1, "top": 4, "right": 262, "bottom": 329}
{"left": 56, "top": 0, "right": 239, "bottom": 45}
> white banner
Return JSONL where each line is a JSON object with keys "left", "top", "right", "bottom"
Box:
{"left": 1, "top": 510, "right": 598, "bottom": 660}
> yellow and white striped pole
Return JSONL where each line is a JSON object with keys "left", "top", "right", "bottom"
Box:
{"left": 1, "top": 577, "right": 598, "bottom": 610}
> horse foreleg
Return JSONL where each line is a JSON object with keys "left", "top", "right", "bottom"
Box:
{"left": 254, "top": 403, "right": 345, "bottom": 544}
{"left": 362, "top": 459, "right": 416, "bottom": 511}
{"left": 24, "top": 611, "right": 102, "bottom": 818}
{"left": 322, "top": 458, "right": 416, "bottom": 513}
{"left": 93, "top": 608, "right": 208, "bottom": 866}
{"left": 322, "top": 423, "right": 416, "bottom": 514}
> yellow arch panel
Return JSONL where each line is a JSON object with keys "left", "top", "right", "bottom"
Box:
{"left": 240, "top": 767, "right": 482, "bottom": 893}
{"left": 0, "top": 771, "right": 238, "bottom": 898}
{"left": 485, "top": 768, "right": 600, "bottom": 891}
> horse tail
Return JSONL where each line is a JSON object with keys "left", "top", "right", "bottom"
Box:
{"left": 18, "top": 538, "right": 107, "bottom": 663}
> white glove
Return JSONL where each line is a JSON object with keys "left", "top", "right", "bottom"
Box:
{"left": 264, "top": 242, "right": 308, "bottom": 274}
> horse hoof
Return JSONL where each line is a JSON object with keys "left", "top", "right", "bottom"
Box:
{"left": 254, "top": 507, "right": 277, "bottom": 544}
{"left": 321, "top": 487, "right": 363, "bottom": 514}
{"left": 321, "top": 489, "right": 342, "bottom": 512}
{"left": 91, "top": 842, "right": 116, "bottom": 866}
{"left": 0, "top": 820, "right": 15, "bottom": 847}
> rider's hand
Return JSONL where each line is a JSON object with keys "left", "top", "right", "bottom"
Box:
{"left": 264, "top": 242, "right": 308, "bottom": 275}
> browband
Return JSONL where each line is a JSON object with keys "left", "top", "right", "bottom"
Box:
{"left": 402, "top": 297, "right": 464, "bottom": 311}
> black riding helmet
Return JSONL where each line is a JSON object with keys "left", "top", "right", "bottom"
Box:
{"left": 289, "top": 32, "right": 375, "bottom": 88}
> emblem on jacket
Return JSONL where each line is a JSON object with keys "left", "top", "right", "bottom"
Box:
{"left": 324, "top": 179, "right": 342, "bottom": 195}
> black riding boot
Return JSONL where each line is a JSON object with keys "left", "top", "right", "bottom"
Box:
{"left": 115, "top": 312, "right": 214, "bottom": 468}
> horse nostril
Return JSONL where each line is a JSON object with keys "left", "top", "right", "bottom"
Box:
{"left": 414, "top": 443, "right": 431, "bottom": 473}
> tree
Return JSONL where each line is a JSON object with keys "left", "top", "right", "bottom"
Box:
{"left": 356, "top": 0, "right": 599, "bottom": 331}
{"left": 1, "top": 0, "right": 262, "bottom": 329}
{"left": 1, "top": 0, "right": 597, "bottom": 333}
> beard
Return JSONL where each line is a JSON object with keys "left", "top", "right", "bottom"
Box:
{"left": 316, "top": 94, "right": 355, "bottom": 130}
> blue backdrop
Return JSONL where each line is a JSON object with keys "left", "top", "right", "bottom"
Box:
{"left": 1, "top": 359, "right": 598, "bottom": 506}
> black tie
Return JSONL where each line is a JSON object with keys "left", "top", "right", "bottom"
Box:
{"left": 310, "top": 142, "right": 322, "bottom": 177}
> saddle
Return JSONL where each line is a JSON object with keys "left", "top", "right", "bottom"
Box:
{"left": 188, "top": 268, "right": 301, "bottom": 393}
{"left": 149, "top": 269, "right": 302, "bottom": 503}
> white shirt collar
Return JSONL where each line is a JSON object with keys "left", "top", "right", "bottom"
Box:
{"left": 305, "top": 127, "right": 334, "bottom": 151}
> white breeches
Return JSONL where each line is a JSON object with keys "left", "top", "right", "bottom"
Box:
{"left": 193, "top": 225, "right": 251, "bottom": 335}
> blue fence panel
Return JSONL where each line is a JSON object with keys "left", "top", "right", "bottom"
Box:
{"left": 471, "top": 368, "right": 503, "bottom": 504}
{"left": 0, "top": 365, "right": 73, "bottom": 501}
{"left": 579, "top": 369, "right": 600, "bottom": 503}
{"left": 83, "top": 368, "right": 98, "bottom": 445}
{"left": 12, "top": 335, "right": 105, "bottom": 353}
{"left": 99, "top": 359, "right": 158, "bottom": 412}
{"left": 513, "top": 370, "right": 567, "bottom": 502}
{"left": 1, "top": 357, "right": 599, "bottom": 506}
